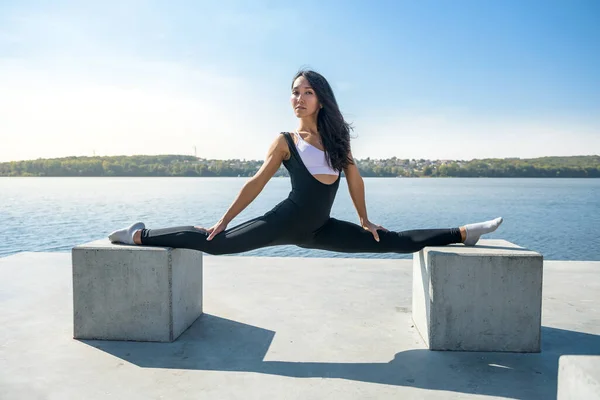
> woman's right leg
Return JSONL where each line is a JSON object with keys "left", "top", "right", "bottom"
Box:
{"left": 136, "top": 220, "right": 268, "bottom": 255}
{"left": 134, "top": 200, "right": 303, "bottom": 255}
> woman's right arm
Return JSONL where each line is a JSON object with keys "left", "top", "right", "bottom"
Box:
{"left": 219, "top": 134, "right": 289, "bottom": 225}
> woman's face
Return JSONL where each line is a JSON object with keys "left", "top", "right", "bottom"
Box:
{"left": 291, "top": 76, "right": 321, "bottom": 118}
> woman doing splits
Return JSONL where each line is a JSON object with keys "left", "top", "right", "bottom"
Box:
{"left": 108, "top": 70, "right": 503, "bottom": 254}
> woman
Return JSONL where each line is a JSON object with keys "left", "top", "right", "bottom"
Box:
{"left": 109, "top": 69, "right": 503, "bottom": 254}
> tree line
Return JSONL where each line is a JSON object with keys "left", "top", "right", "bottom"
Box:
{"left": 0, "top": 154, "right": 598, "bottom": 178}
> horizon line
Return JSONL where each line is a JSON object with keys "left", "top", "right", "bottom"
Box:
{"left": 2, "top": 153, "right": 599, "bottom": 164}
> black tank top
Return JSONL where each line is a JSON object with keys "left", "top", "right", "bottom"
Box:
{"left": 280, "top": 132, "right": 341, "bottom": 221}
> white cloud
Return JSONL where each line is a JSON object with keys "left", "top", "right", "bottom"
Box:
{"left": 0, "top": 59, "right": 294, "bottom": 162}
{"left": 350, "top": 109, "right": 600, "bottom": 160}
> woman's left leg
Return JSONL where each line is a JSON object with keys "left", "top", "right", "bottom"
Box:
{"left": 301, "top": 217, "right": 463, "bottom": 254}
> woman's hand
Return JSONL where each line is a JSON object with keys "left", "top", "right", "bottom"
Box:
{"left": 195, "top": 219, "right": 229, "bottom": 241}
{"left": 360, "top": 219, "right": 388, "bottom": 242}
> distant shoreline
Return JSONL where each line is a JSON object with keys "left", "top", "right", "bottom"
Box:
{"left": 1, "top": 154, "right": 599, "bottom": 178}
{"left": 1, "top": 176, "right": 598, "bottom": 178}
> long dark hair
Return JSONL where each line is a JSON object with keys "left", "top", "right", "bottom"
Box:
{"left": 291, "top": 69, "right": 355, "bottom": 172}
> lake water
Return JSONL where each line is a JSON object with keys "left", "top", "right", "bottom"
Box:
{"left": 1, "top": 177, "right": 598, "bottom": 260}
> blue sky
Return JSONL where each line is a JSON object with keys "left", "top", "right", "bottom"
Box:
{"left": 0, "top": 0, "right": 598, "bottom": 162}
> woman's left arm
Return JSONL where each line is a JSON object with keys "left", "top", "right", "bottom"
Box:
{"left": 343, "top": 150, "right": 388, "bottom": 241}
{"left": 344, "top": 150, "right": 369, "bottom": 224}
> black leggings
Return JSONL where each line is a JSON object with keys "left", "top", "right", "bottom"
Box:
{"left": 140, "top": 199, "right": 462, "bottom": 255}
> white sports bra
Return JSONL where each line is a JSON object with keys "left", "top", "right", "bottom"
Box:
{"left": 292, "top": 130, "right": 339, "bottom": 176}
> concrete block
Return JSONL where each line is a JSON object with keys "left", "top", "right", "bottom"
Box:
{"left": 72, "top": 239, "right": 203, "bottom": 342}
{"left": 558, "top": 356, "right": 600, "bottom": 399}
{"left": 412, "top": 239, "right": 543, "bottom": 352}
